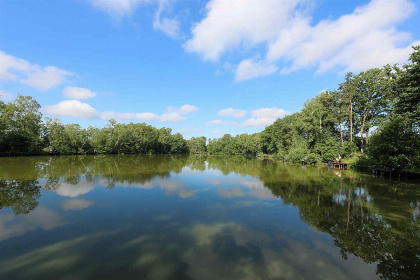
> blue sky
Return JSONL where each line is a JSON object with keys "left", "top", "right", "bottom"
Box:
{"left": 1, "top": 0, "right": 419, "bottom": 139}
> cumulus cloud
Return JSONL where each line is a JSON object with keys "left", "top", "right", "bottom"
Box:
{"left": 44, "top": 100, "right": 99, "bottom": 119}
{"left": 0, "top": 51, "right": 73, "bottom": 90}
{"left": 185, "top": 0, "right": 419, "bottom": 80}
{"left": 100, "top": 111, "right": 116, "bottom": 120}
{"left": 116, "top": 112, "right": 135, "bottom": 119}
{"left": 243, "top": 108, "right": 289, "bottom": 127}
{"left": 158, "top": 104, "right": 198, "bottom": 122}
{"left": 212, "top": 130, "right": 225, "bottom": 134}
{"left": 63, "top": 86, "right": 96, "bottom": 99}
{"left": 168, "top": 104, "right": 199, "bottom": 115}
{"left": 235, "top": 58, "right": 278, "bottom": 82}
{"left": 184, "top": 0, "right": 302, "bottom": 61}
{"left": 251, "top": 108, "right": 288, "bottom": 118}
{"left": 98, "top": 104, "right": 198, "bottom": 122}
{"left": 44, "top": 99, "right": 198, "bottom": 122}
{"left": 136, "top": 112, "right": 159, "bottom": 120}
{"left": 159, "top": 112, "right": 186, "bottom": 122}
{"left": 217, "top": 108, "right": 247, "bottom": 118}
{"left": 271, "top": 0, "right": 419, "bottom": 73}
{"left": 242, "top": 118, "right": 277, "bottom": 127}
{"left": 211, "top": 107, "right": 288, "bottom": 127}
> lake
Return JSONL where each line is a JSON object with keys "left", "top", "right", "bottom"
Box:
{"left": 0, "top": 155, "right": 419, "bottom": 280}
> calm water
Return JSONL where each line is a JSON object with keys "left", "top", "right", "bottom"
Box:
{"left": 0, "top": 155, "right": 419, "bottom": 280}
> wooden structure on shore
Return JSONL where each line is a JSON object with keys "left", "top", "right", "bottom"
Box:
{"left": 371, "top": 167, "right": 412, "bottom": 179}
{"left": 331, "top": 162, "right": 349, "bottom": 169}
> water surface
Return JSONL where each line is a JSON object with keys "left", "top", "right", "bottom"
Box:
{"left": 0, "top": 155, "right": 419, "bottom": 280}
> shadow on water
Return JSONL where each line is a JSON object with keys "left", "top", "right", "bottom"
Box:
{"left": 0, "top": 155, "right": 419, "bottom": 280}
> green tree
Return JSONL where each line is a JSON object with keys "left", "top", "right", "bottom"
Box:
{"left": 352, "top": 68, "right": 392, "bottom": 152}
{"left": 0, "top": 95, "right": 43, "bottom": 154}
{"left": 368, "top": 115, "right": 420, "bottom": 172}
{"left": 339, "top": 72, "right": 356, "bottom": 143}
{"left": 393, "top": 45, "right": 420, "bottom": 123}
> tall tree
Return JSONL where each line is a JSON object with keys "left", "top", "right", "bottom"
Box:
{"left": 339, "top": 73, "right": 356, "bottom": 143}
{"left": 331, "top": 90, "right": 348, "bottom": 144}
{"left": 352, "top": 68, "right": 392, "bottom": 152}
{"left": 393, "top": 45, "right": 420, "bottom": 123}
{"left": 1, "top": 95, "right": 43, "bottom": 153}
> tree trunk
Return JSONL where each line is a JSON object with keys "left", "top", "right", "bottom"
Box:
{"left": 366, "top": 127, "right": 370, "bottom": 146}
{"left": 339, "top": 121, "right": 343, "bottom": 144}
{"left": 360, "top": 109, "right": 367, "bottom": 153}
{"left": 349, "top": 94, "right": 353, "bottom": 143}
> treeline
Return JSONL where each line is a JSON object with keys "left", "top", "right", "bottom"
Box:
{"left": 209, "top": 46, "right": 419, "bottom": 172}
{"left": 0, "top": 98, "right": 191, "bottom": 155}
{"left": 207, "top": 134, "right": 260, "bottom": 155}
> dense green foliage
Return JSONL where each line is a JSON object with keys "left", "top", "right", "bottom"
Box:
{"left": 0, "top": 47, "right": 419, "bottom": 171}
{"left": 207, "top": 133, "right": 260, "bottom": 155}
{"left": 236, "top": 46, "right": 418, "bottom": 172}
{"left": 0, "top": 96, "right": 43, "bottom": 154}
{"left": 0, "top": 99, "right": 191, "bottom": 155}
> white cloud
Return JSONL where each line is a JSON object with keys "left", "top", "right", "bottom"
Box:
{"left": 251, "top": 108, "right": 288, "bottom": 118}
{"left": 22, "top": 66, "right": 72, "bottom": 91}
{"left": 212, "top": 129, "right": 225, "bottom": 134}
{"left": 242, "top": 108, "right": 289, "bottom": 126}
{"left": 0, "top": 51, "right": 73, "bottom": 90}
{"left": 159, "top": 112, "right": 186, "bottom": 122}
{"left": 235, "top": 58, "right": 278, "bottom": 82}
{"left": 136, "top": 112, "right": 159, "bottom": 120}
{"left": 0, "top": 90, "right": 15, "bottom": 101}
{"left": 168, "top": 104, "right": 199, "bottom": 115}
{"left": 211, "top": 107, "right": 288, "bottom": 127}
{"left": 0, "top": 51, "right": 33, "bottom": 81}
{"left": 63, "top": 86, "right": 96, "bottom": 99}
{"left": 207, "top": 119, "right": 240, "bottom": 126}
{"left": 153, "top": 1, "right": 181, "bottom": 39}
{"left": 271, "top": 0, "right": 418, "bottom": 73}
{"left": 217, "top": 108, "right": 247, "bottom": 118}
{"left": 180, "top": 104, "right": 199, "bottom": 114}
{"left": 242, "top": 117, "right": 276, "bottom": 127}
{"left": 184, "top": 0, "right": 303, "bottom": 61}
{"left": 100, "top": 111, "right": 116, "bottom": 120}
{"left": 116, "top": 112, "right": 136, "bottom": 119}
{"left": 157, "top": 104, "right": 198, "bottom": 122}
{"left": 44, "top": 100, "right": 99, "bottom": 119}
{"left": 95, "top": 104, "right": 198, "bottom": 122}
{"left": 185, "top": 0, "right": 419, "bottom": 80}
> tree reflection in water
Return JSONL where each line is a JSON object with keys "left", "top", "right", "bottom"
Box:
{"left": 0, "top": 155, "right": 418, "bottom": 279}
